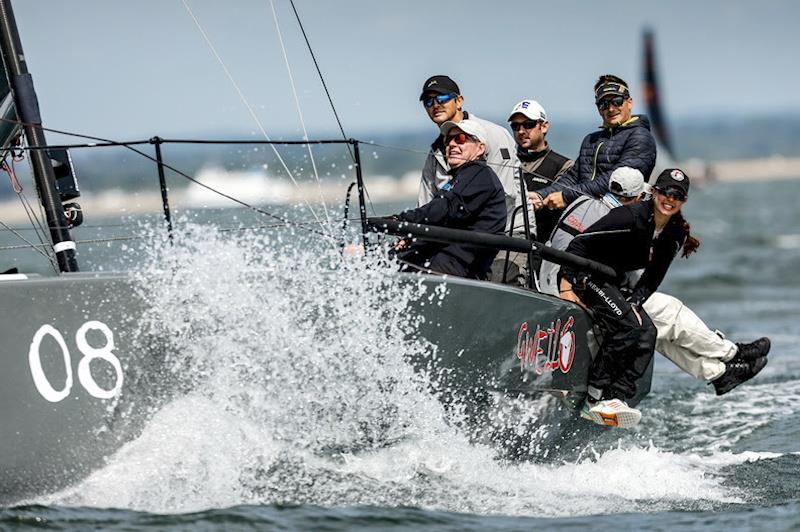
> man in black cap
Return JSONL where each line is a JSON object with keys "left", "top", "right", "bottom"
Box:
{"left": 532, "top": 74, "right": 656, "bottom": 212}
{"left": 417, "top": 75, "right": 528, "bottom": 240}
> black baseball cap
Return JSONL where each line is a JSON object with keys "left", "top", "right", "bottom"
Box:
{"left": 654, "top": 168, "right": 691, "bottom": 197}
{"left": 419, "top": 75, "right": 460, "bottom": 100}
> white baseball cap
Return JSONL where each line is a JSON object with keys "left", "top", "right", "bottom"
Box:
{"left": 508, "top": 100, "right": 548, "bottom": 122}
{"left": 609, "top": 167, "right": 645, "bottom": 197}
{"left": 440, "top": 118, "right": 488, "bottom": 144}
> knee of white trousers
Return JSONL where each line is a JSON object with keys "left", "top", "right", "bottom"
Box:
{"left": 643, "top": 293, "right": 683, "bottom": 328}
{"left": 656, "top": 343, "right": 726, "bottom": 381}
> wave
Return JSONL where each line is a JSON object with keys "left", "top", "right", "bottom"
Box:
{"left": 28, "top": 222, "right": 761, "bottom": 516}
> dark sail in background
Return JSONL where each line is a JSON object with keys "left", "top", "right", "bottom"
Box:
{"left": 642, "top": 28, "right": 675, "bottom": 161}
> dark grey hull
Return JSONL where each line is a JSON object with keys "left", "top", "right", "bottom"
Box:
{"left": 0, "top": 271, "right": 651, "bottom": 503}
{"left": 411, "top": 274, "right": 598, "bottom": 397}
{"left": 0, "top": 272, "right": 164, "bottom": 504}
{"left": 407, "top": 273, "right": 653, "bottom": 459}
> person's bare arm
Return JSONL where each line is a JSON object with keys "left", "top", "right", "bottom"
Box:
{"left": 559, "top": 277, "right": 585, "bottom": 307}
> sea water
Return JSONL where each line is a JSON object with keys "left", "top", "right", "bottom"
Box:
{"left": 1, "top": 179, "right": 799, "bottom": 530}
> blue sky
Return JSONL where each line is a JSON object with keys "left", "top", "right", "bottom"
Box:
{"left": 12, "top": 0, "right": 800, "bottom": 143}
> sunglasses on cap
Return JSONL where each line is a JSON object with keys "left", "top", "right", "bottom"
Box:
{"left": 596, "top": 95, "right": 627, "bottom": 111}
{"left": 422, "top": 93, "right": 457, "bottom": 108}
{"left": 510, "top": 120, "right": 541, "bottom": 132}
{"left": 445, "top": 132, "right": 478, "bottom": 145}
{"left": 654, "top": 186, "right": 687, "bottom": 202}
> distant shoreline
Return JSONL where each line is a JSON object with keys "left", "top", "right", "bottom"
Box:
{"left": 709, "top": 155, "right": 800, "bottom": 182}
{"left": 2, "top": 157, "right": 798, "bottom": 225}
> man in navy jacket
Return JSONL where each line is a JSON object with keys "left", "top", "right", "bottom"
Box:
{"left": 395, "top": 119, "right": 507, "bottom": 279}
{"left": 532, "top": 74, "right": 656, "bottom": 211}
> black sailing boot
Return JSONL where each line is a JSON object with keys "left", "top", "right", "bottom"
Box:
{"left": 732, "top": 337, "right": 771, "bottom": 362}
{"left": 712, "top": 356, "right": 769, "bottom": 396}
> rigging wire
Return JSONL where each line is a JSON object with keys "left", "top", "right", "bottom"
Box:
{"left": 267, "top": 0, "right": 332, "bottom": 228}
{"left": 3, "top": 114, "right": 595, "bottom": 206}
{"left": 0, "top": 218, "right": 59, "bottom": 264}
{"left": 1, "top": 158, "right": 59, "bottom": 271}
{"left": 0, "top": 117, "right": 336, "bottom": 241}
{"left": 287, "top": 0, "right": 379, "bottom": 218}
{"left": 288, "top": 0, "right": 351, "bottom": 158}
{"left": 0, "top": 218, "right": 365, "bottom": 253}
{"left": 180, "top": 0, "right": 332, "bottom": 236}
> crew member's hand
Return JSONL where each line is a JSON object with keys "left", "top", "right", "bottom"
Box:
{"left": 343, "top": 243, "right": 365, "bottom": 256}
{"left": 560, "top": 289, "right": 585, "bottom": 308}
{"left": 394, "top": 238, "right": 408, "bottom": 251}
{"left": 528, "top": 191, "right": 544, "bottom": 211}
{"left": 558, "top": 278, "right": 586, "bottom": 308}
{"left": 544, "top": 192, "right": 566, "bottom": 210}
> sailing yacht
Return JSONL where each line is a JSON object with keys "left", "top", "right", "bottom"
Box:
{"left": 0, "top": 0, "right": 653, "bottom": 503}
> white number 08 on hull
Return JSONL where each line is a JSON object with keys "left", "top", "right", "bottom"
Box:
{"left": 28, "top": 321, "right": 123, "bottom": 402}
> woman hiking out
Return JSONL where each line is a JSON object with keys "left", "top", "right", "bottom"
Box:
{"left": 558, "top": 168, "right": 703, "bottom": 428}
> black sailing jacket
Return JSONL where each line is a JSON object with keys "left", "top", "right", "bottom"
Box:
{"left": 561, "top": 199, "right": 687, "bottom": 306}
{"left": 398, "top": 160, "right": 507, "bottom": 276}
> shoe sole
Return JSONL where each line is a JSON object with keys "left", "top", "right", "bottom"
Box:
{"left": 582, "top": 407, "right": 642, "bottom": 429}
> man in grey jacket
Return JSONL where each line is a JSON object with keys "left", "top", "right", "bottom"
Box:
{"left": 495, "top": 99, "right": 574, "bottom": 286}
{"left": 417, "top": 75, "right": 529, "bottom": 238}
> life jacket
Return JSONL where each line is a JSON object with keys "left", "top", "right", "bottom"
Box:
{"left": 520, "top": 149, "right": 571, "bottom": 192}
{"left": 539, "top": 193, "right": 620, "bottom": 296}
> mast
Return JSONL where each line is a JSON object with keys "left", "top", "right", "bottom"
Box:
{"left": 0, "top": 0, "right": 78, "bottom": 272}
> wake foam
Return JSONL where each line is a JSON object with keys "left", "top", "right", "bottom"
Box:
{"left": 38, "top": 222, "right": 742, "bottom": 515}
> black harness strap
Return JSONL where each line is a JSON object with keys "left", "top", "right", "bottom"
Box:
{"left": 522, "top": 149, "right": 570, "bottom": 191}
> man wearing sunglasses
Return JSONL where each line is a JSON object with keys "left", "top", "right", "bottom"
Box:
{"left": 532, "top": 74, "right": 656, "bottom": 214}
{"left": 417, "top": 76, "right": 524, "bottom": 239}
{"left": 393, "top": 119, "right": 507, "bottom": 279}
{"left": 489, "top": 99, "right": 574, "bottom": 286}
{"left": 540, "top": 167, "right": 769, "bottom": 426}
{"left": 508, "top": 99, "right": 573, "bottom": 242}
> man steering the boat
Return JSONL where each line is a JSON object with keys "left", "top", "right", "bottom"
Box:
{"left": 543, "top": 167, "right": 769, "bottom": 427}
{"left": 392, "top": 119, "right": 507, "bottom": 279}
{"left": 417, "top": 75, "right": 531, "bottom": 239}
{"left": 531, "top": 75, "right": 656, "bottom": 213}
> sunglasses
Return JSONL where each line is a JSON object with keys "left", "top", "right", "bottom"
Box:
{"left": 655, "top": 186, "right": 687, "bottom": 202}
{"left": 596, "top": 95, "right": 627, "bottom": 111}
{"left": 423, "top": 93, "right": 457, "bottom": 108}
{"left": 510, "top": 120, "right": 541, "bottom": 132}
{"left": 445, "top": 132, "right": 477, "bottom": 145}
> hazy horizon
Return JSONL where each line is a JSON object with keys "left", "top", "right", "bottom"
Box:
{"left": 10, "top": 1, "right": 800, "bottom": 144}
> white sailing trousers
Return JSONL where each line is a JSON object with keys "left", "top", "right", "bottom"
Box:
{"left": 644, "top": 292, "right": 737, "bottom": 381}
